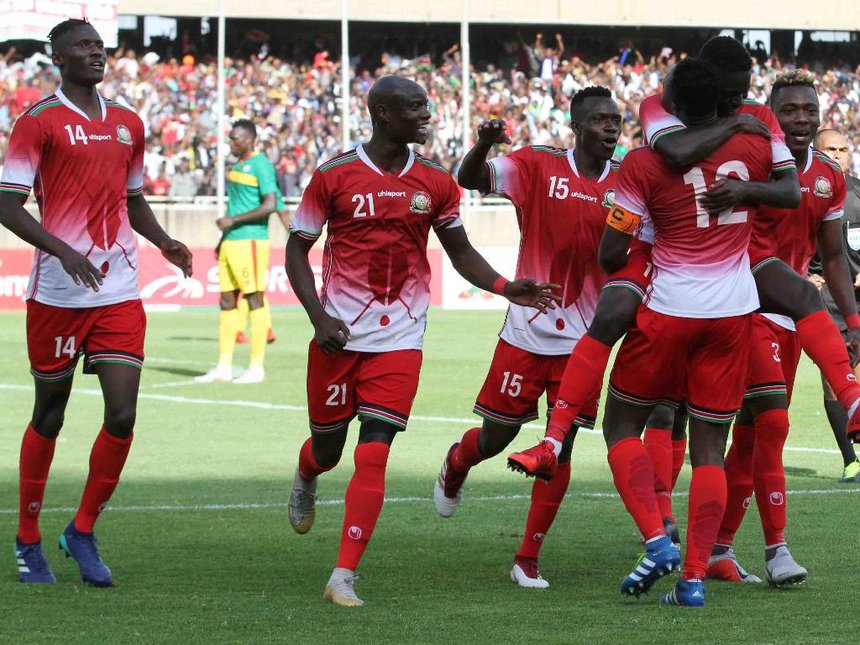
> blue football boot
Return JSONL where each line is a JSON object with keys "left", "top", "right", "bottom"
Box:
{"left": 59, "top": 521, "right": 113, "bottom": 587}
{"left": 15, "top": 539, "right": 56, "bottom": 583}
{"left": 660, "top": 578, "right": 706, "bottom": 607}
{"left": 621, "top": 534, "right": 681, "bottom": 596}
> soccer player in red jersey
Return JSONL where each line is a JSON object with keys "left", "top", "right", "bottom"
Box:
{"left": 0, "top": 19, "right": 192, "bottom": 586}
{"left": 432, "top": 87, "right": 621, "bottom": 587}
{"left": 509, "top": 35, "right": 860, "bottom": 479}
{"left": 598, "top": 58, "right": 773, "bottom": 607}
{"left": 707, "top": 71, "right": 855, "bottom": 586}
{"left": 285, "top": 76, "right": 557, "bottom": 606}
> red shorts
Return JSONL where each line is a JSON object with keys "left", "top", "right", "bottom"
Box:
{"left": 474, "top": 338, "right": 598, "bottom": 428}
{"left": 306, "top": 341, "right": 422, "bottom": 432}
{"left": 745, "top": 314, "right": 801, "bottom": 404}
{"left": 26, "top": 299, "right": 146, "bottom": 381}
{"left": 609, "top": 306, "right": 752, "bottom": 423}
{"left": 602, "top": 238, "right": 652, "bottom": 300}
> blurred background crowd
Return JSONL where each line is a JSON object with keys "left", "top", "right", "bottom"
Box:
{"left": 2, "top": 31, "right": 859, "bottom": 200}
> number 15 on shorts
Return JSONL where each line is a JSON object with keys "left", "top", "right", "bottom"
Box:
{"left": 500, "top": 371, "right": 522, "bottom": 397}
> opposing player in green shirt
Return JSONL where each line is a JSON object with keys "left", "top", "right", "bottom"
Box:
{"left": 196, "top": 119, "right": 279, "bottom": 384}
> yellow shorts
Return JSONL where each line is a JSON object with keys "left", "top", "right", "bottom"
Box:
{"left": 218, "top": 239, "right": 270, "bottom": 294}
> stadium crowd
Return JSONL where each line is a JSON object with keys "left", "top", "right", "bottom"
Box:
{"left": 1, "top": 37, "right": 859, "bottom": 198}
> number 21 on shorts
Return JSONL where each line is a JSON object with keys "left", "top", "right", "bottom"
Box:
{"left": 54, "top": 335, "right": 77, "bottom": 359}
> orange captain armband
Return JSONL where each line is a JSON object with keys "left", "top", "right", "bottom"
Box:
{"left": 606, "top": 204, "right": 642, "bottom": 235}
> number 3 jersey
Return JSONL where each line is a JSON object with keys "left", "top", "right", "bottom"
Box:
{"left": 290, "top": 145, "right": 462, "bottom": 352}
{"left": 0, "top": 90, "right": 146, "bottom": 307}
{"left": 487, "top": 146, "right": 618, "bottom": 355}
{"left": 613, "top": 134, "right": 772, "bottom": 318}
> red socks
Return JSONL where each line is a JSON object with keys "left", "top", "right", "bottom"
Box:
{"left": 298, "top": 438, "right": 336, "bottom": 481}
{"left": 336, "top": 442, "right": 390, "bottom": 571}
{"left": 74, "top": 428, "right": 133, "bottom": 534}
{"left": 545, "top": 335, "right": 612, "bottom": 442}
{"left": 516, "top": 460, "right": 571, "bottom": 559}
{"left": 607, "top": 437, "right": 664, "bottom": 541}
{"left": 797, "top": 310, "right": 860, "bottom": 410}
{"left": 752, "top": 409, "right": 789, "bottom": 545}
{"left": 682, "top": 465, "right": 727, "bottom": 581}
{"left": 450, "top": 427, "right": 485, "bottom": 474}
{"left": 717, "top": 423, "right": 754, "bottom": 545}
{"left": 18, "top": 425, "right": 57, "bottom": 544}
{"left": 672, "top": 437, "right": 687, "bottom": 488}
{"left": 643, "top": 428, "right": 674, "bottom": 521}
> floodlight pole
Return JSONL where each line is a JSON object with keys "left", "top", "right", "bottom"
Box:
{"left": 341, "top": 0, "right": 350, "bottom": 150}
{"left": 461, "top": 0, "right": 471, "bottom": 220}
{"left": 216, "top": 0, "right": 227, "bottom": 219}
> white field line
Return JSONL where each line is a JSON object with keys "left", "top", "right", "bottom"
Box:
{"left": 0, "top": 383, "right": 843, "bottom": 455}
{"left": 0, "top": 487, "right": 857, "bottom": 516}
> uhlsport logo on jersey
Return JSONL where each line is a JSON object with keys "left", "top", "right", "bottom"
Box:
{"left": 602, "top": 188, "right": 615, "bottom": 208}
{"left": 410, "top": 191, "right": 432, "bottom": 214}
{"left": 814, "top": 176, "right": 833, "bottom": 198}
{"left": 116, "top": 125, "right": 133, "bottom": 146}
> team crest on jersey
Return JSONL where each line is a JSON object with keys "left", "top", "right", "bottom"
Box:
{"left": 410, "top": 191, "right": 432, "bottom": 214}
{"left": 602, "top": 189, "right": 615, "bottom": 208}
{"left": 814, "top": 176, "right": 833, "bottom": 198}
{"left": 116, "top": 125, "right": 132, "bottom": 146}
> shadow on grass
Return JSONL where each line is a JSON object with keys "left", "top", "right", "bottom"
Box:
{"left": 144, "top": 366, "right": 201, "bottom": 378}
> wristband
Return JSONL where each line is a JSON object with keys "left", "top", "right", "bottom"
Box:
{"left": 491, "top": 276, "right": 510, "bottom": 296}
{"left": 846, "top": 313, "right": 860, "bottom": 330}
{"left": 606, "top": 205, "right": 642, "bottom": 235}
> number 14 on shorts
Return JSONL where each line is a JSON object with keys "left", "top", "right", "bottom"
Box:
{"left": 54, "top": 335, "right": 77, "bottom": 359}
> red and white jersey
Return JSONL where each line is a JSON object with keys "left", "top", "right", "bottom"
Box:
{"left": 0, "top": 89, "right": 145, "bottom": 307}
{"left": 614, "top": 134, "right": 772, "bottom": 318}
{"left": 290, "top": 144, "right": 462, "bottom": 352}
{"left": 487, "top": 145, "right": 617, "bottom": 355}
{"left": 640, "top": 94, "right": 795, "bottom": 174}
{"left": 759, "top": 149, "right": 846, "bottom": 331}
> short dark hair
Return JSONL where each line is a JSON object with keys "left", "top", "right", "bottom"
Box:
{"left": 570, "top": 86, "right": 612, "bottom": 122}
{"left": 232, "top": 119, "right": 257, "bottom": 138}
{"left": 699, "top": 36, "right": 752, "bottom": 74}
{"left": 769, "top": 69, "right": 817, "bottom": 107}
{"left": 670, "top": 58, "right": 721, "bottom": 119}
{"left": 47, "top": 18, "right": 90, "bottom": 43}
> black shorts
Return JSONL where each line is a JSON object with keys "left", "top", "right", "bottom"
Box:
{"left": 820, "top": 284, "right": 860, "bottom": 334}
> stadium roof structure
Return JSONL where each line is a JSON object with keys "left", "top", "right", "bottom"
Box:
{"left": 118, "top": 0, "right": 859, "bottom": 31}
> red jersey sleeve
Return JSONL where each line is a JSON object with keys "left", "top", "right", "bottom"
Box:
{"left": 127, "top": 116, "right": 145, "bottom": 197}
{"left": 432, "top": 174, "right": 463, "bottom": 230}
{"left": 486, "top": 146, "right": 535, "bottom": 207}
{"left": 0, "top": 114, "right": 43, "bottom": 197}
{"left": 740, "top": 103, "right": 794, "bottom": 172}
{"left": 613, "top": 151, "right": 652, "bottom": 217}
{"left": 639, "top": 94, "right": 685, "bottom": 149}
{"left": 825, "top": 168, "right": 847, "bottom": 221}
{"left": 290, "top": 168, "right": 329, "bottom": 240}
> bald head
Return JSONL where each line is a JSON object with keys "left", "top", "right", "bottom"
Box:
{"left": 815, "top": 129, "right": 850, "bottom": 174}
{"left": 368, "top": 76, "right": 424, "bottom": 124}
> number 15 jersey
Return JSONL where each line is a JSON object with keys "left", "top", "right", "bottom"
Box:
{"left": 487, "top": 145, "right": 617, "bottom": 355}
{"left": 613, "top": 134, "right": 772, "bottom": 318}
{"left": 290, "top": 145, "right": 462, "bottom": 352}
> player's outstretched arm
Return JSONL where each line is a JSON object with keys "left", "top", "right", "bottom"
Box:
{"left": 285, "top": 233, "right": 350, "bottom": 354}
{"left": 437, "top": 224, "right": 559, "bottom": 312}
{"left": 457, "top": 119, "right": 511, "bottom": 193}
{"left": 127, "top": 195, "right": 193, "bottom": 277}
{"left": 0, "top": 192, "right": 104, "bottom": 290}
{"left": 699, "top": 167, "right": 801, "bottom": 214}
{"left": 818, "top": 219, "right": 860, "bottom": 362}
{"left": 654, "top": 114, "right": 769, "bottom": 168}
{"left": 216, "top": 192, "right": 276, "bottom": 232}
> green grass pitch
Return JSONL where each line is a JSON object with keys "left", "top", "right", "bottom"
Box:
{"left": 0, "top": 308, "right": 857, "bottom": 644}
